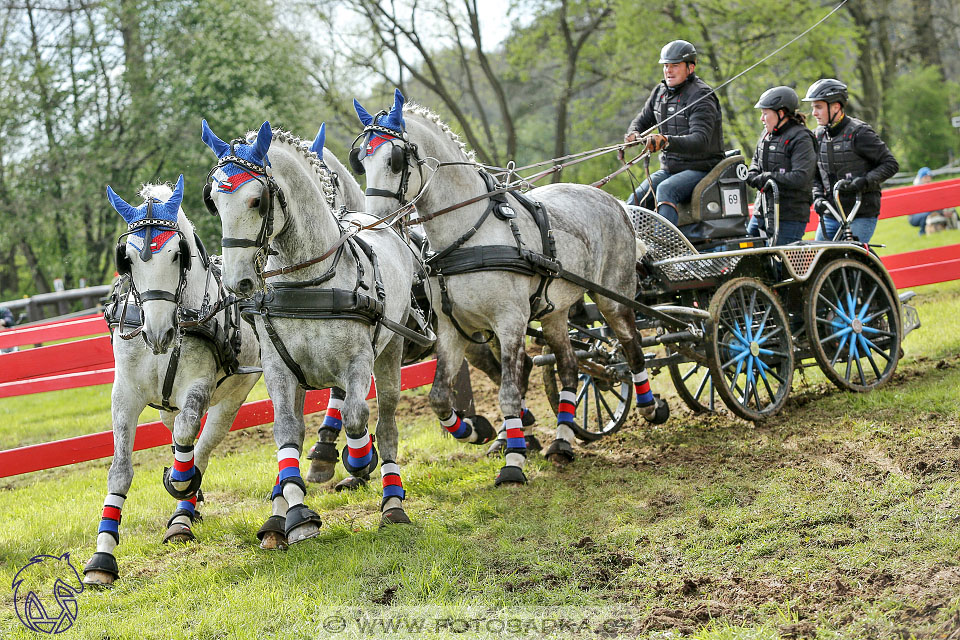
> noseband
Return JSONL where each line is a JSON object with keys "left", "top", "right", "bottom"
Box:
{"left": 204, "top": 151, "right": 289, "bottom": 276}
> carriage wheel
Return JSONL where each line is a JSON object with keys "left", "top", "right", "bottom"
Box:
{"left": 667, "top": 351, "right": 718, "bottom": 414}
{"left": 804, "top": 259, "right": 901, "bottom": 392}
{"left": 707, "top": 278, "right": 794, "bottom": 421}
{"left": 542, "top": 341, "right": 633, "bottom": 442}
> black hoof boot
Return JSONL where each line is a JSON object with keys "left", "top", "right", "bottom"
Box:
{"left": 642, "top": 396, "right": 670, "bottom": 425}
{"left": 256, "top": 515, "right": 288, "bottom": 550}
{"left": 525, "top": 434, "right": 543, "bottom": 453}
{"left": 83, "top": 552, "right": 119, "bottom": 586}
{"left": 334, "top": 475, "right": 368, "bottom": 492}
{"left": 306, "top": 436, "right": 340, "bottom": 484}
{"left": 340, "top": 441, "right": 379, "bottom": 477}
{"left": 380, "top": 507, "right": 412, "bottom": 528}
{"left": 467, "top": 415, "right": 496, "bottom": 445}
{"left": 163, "top": 509, "right": 197, "bottom": 544}
{"left": 521, "top": 409, "right": 537, "bottom": 427}
{"left": 285, "top": 504, "right": 323, "bottom": 544}
{"left": 162, "top": 466, "right": 202, "bottom": 500}
{"left": 486, "top": 438, "right": 506, "bottom": 457}
{"left": 544, "top": 438, "right": 575, "bottom": 465}
{"left": 494, "top": 465, "right": 528, "bottom": 487}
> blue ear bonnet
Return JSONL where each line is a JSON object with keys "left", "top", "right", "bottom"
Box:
{"left": 354, "top": 88, "right": 406, "bottom": 134}
{"left": 201, "top": 120, "right": 272, "bottom": 193}
{"left": 107, "top": 175, "right": 184, "bottom": 253}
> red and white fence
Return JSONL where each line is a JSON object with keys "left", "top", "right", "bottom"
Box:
{"left": 1, "top": 178, "right": 958, "bottom": 477}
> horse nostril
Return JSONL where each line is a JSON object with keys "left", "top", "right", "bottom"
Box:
{"left": 237, "top": 278, "right": 254, "bottom": 295}
{"left": 160, "top": 327, "right": 175, "bottom": 350}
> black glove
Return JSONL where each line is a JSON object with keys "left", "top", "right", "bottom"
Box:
{"left": 813, "top": 198, "right": 831, "bottom": 216}
{"left": 840, "top": 177, "right": 868, "bottom": 192}
{"left": 756, "top": 172, "right": 774, "bottom": 189}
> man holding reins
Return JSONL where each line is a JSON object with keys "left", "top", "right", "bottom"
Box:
{"left": 623, "top": 40, "right": 726, "bottom": 231}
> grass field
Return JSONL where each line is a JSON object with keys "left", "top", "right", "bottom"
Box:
{"left": 1, "top": 219, "right": 958, "bottom": 639}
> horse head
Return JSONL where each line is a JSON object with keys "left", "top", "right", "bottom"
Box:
{"left": 107, "top": 175, "right": 192, "bottom": 354}
{"left": 201, "top": 119, "right": 279, "bottom": 297}
{"left": 351, "top": 89, "right": 430, "bottom": 216}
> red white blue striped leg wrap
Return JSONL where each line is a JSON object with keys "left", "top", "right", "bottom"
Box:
{"left": 277, "top": 445, "right": 305, "bottom": 505}
{"left": 633, "top": 371, "right": 655, "bottom": 407}
{"left": 170, "top": 443, "right": 196, "bottom": 485}
{"left": 440, "top": 410, "right": 474, "bottom": 442}
{"left": 321, "top": 393, "right": 344, "bottom": 433}
{"left": 503, "top": 416, "right": 526, "bottom": 468}
{"left": 380, "top": 461, "right": 405, "bottom": 511}
{"left": 556, "top": 388, "right": 578, "bottom": 442}
{"left": 97, "top": 493, "right": 125, "bottom": 553}
{"left": 345, "top": 430, "right": 374, "bottom": 473}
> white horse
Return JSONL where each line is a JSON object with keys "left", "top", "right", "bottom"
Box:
{"left": 83, "top": 177, "right": 261, "bottom": 586}
{"left": 202, "top": 120, "right": 422, "bottom": 541}
{"left": 352, "top": 90, "right": 669, "bottom": 486}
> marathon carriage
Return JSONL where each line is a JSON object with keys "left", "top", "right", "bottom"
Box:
{"left": 534, "top": 150, "right": 921, "bottom": 437}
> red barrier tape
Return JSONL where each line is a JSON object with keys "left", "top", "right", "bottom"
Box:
{"left": 0, "top": 359, "right": 438, "bottom": 478}
{"left": 0, "top": 336, "right": 113, "bottom": 384}
{"left": 0, "top": 369, "right": 115, "bottom": 399}
{"left": 880, "top": 244, "right": 960, "bottom": 289}
{"left": 0, "top": 314, "right": 106, "bottom": 350}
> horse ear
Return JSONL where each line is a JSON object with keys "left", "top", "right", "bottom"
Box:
{"left": 310, "top": 122, "right": 325, "bottom": 160}
{"left": 201, "top": 119, "right": 230, "bottom": 158}
{"left": 354, "top": 99, "right": 374, "bottom": 126}
{"left": 253, "top": 120, "right": 272, "bottom": 161}
{"left": 106, "top": 185, "right": 140, "bottom": 224}
{"left": 382, "top": 88, "right": 406, "bottom": 132}
{"left": 168, "top": 174, "right": 185, "bottom": 211}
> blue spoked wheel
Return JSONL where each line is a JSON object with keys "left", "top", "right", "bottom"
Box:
{"left": 707, "top": 278, "right": 794, "bottom": 421}
{"left": 805, "top": 259, "right": 901, "bottom": 392}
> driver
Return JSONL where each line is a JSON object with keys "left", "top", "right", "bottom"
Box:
{"left": 623, "top": 40, "right": 725, "bottom": 230}
{"left": 803, "top": 79, "right": 898, "bottom": 243}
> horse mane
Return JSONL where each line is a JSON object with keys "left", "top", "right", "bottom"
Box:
{"left": 403, "top": 103, "right": 476, "bottom": 162}
{"left": 244, "top": 127, "right": 337, "bottom": 207}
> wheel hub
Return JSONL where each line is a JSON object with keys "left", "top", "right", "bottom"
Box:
{"left": 851, "top": 318, "right": 863, "bottom": 334}
{"left": 749, "top": 341, "right": 760, "bottom": 357}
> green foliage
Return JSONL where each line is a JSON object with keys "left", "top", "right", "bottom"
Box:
{"left": 884, "top": 67, "right": 958, "bottom": 171}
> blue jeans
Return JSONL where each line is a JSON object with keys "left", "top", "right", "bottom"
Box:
{"left": 627, "top": 169, "right": 708, "bottom": 225}
{"left": 747, "top": 215, "right": 808, "bottom": 245}
{"left": 815, "top": 215, "right": 878, "bottom": 243}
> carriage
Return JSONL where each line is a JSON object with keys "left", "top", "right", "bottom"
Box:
{"left": 529, "top": 151, "right": 921, "bottom": 439}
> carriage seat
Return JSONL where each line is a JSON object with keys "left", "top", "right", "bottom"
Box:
{"left": 673, "top": 151, "right": 750, "bottom": 244}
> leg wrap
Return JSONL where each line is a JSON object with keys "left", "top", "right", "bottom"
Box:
{"left": 440, "top": 410, "right": 473, "bottom": 440}
{"left": 633, "top": 371, "right": 655, "bottom": 407}
{"left": 321, "top": 393, "right": 344, "bottom": 431}
{"left": 557, "top": 388, "right": 577, "bottom": 426}
{"left": 163, "top": 444, "right": 202, "bottom": 500}
{"left": 98, "top": 493, "right": 125, "bottom": 544}
{"left": 380, "top": 460, "right": 405, "bottom": 510}
{"left": 503, "top": 416, "right": 526, "bottom": 468}
{"left": 342, "top": 430, "right": 378, "bottom": 476}
{"left": 277, "top": 445, "right": 306, "bottom": 495}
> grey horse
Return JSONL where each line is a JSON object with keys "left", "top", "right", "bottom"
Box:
{"left": 202, "top": 119, "right": 419, "bottom": 541}
{"left": 83, "top": 177, "right": 261, "bottom": 586}
{"left": 353, "top": 90, "right": 668, "bottom": 486}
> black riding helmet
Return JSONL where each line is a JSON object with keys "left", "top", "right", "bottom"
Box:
{"left": 754, "top": 86, "right": 800, "bottom": 113}
{"left": 802, "top": 78, "right": 847, "bottom": 105}
{"left": 659, "top": 40, "right": 697, "bottom": 64}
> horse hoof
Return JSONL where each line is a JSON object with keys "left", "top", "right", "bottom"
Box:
{"left": 285, "top": 505, "right": 322, "bottom": 544}
{"left": 379, "top": 507, "right": 411, "bottom": 528}
{"left": 259, "top": 531, "right": 288, "bottom": 551}
{"left": 334, "top": 475, "right": 368, "bottom": 492}
{"left": 305, "top": 459, "right": 336, "bottom": 484}
{"left": 643, "top": 396, "right": 670, "bottom": 425}
{"left": 162, "top": 522, "right": 196, "bottom": 544}
{"left": 468, "top": 415, "right": 497, "bottom": 444}
{"left": 256, "top": 514, "right": 288, "bottom": 550}
{"left": 486, "top": 439, "right": 506, "bottom": 457}
{"left": 544, "top": 438, "right": 575, "bottom": 466}
{"left": 82, "top": 570, "right": 115, "bottom": 587}
{"left": 525, "top": 434, "right": 543, "bottom": 453}
{"left": 494, "top": 465, "right": 528, "bottom": 487}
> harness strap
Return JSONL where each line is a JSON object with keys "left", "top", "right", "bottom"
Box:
{"left": 160, "top": 342, "right": 181, "bottom": 410}
{"left": 259, "top": 308, "right": 314, "bottom": 389}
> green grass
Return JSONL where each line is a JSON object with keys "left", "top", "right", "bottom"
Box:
{"left": 1, "top": 229, "right": 959, "bottom": 638}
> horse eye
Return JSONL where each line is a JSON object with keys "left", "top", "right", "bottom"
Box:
{"left": 249, "top": 196, "right": 261, "bottom": 209}
{"left": 171, "top": 251, "right": 180, "bottom": 264}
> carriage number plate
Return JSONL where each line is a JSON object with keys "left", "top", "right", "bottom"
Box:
{"left": 722, "top": 188, "right": 741, "bottom": 217}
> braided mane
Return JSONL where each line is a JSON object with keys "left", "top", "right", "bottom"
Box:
{"left": 243, "top": 127, "right": 337, "bottom": 207}
{"left": 403, "top": 103, "right": 476, "bottom": 162}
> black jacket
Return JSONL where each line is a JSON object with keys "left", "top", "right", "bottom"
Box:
{"left": 812, "top": 115, "right": 899, "bottom": 219}
{"left": 627, "top": 73, "right": 725, "bottom": 173}
{"left": 747, "top": 119, "right": 817, "bottom": 223}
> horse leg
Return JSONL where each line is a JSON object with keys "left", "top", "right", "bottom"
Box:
{"left": 596, "top": 298, "right": 669, "bottom": 424}
{"left": 469, "top": 343, "right": 540, "bottom": 457}
{"left": 268, "top": 376, "right": 322, "bottom": 546}
{"left": 429, "top": 323, "right": 496, "bottom": 446}
{"left": 336, "top": 359, "right": 381, "bottom": 506}
{"left": 160, "top": 385, "right": 212, "bottom": 544}
{"left": 306, "top": 386, "right": 345, "bottom": 484}
{"left": 540, "top": 312, "right": 581, "bottom": 466}
{"left": 372, "top": 336, "right": 410, "bottom": 526}
{"left": 492, "top": 314, "right": 529, "bottom": 486}
{"left": 82, "top": 395, "right": 141, "bottom": 586}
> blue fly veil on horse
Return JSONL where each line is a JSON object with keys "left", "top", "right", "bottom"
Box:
{"left": 107, "top": 175, "right": 185, "bottom": 266}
